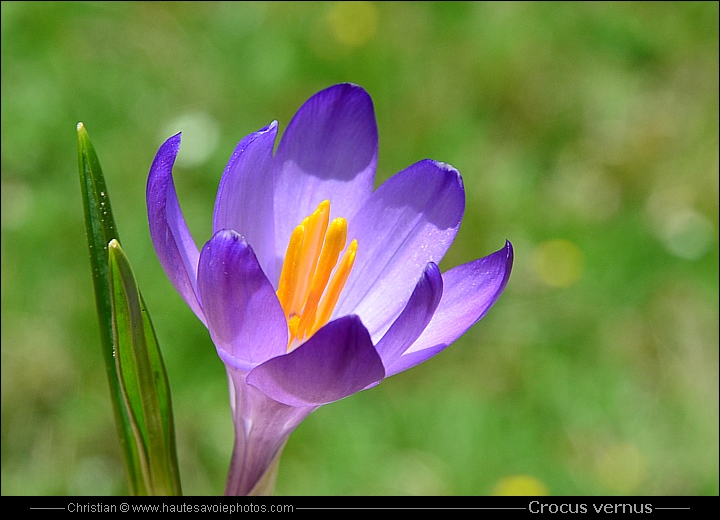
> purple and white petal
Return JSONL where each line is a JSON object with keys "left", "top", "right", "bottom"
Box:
{"left": 337, "top": 160, "right": 465, "bottom": 340}
{"left": 225, "top": 368, "right": 314, "bottom": 496}
{"left": 272, "top": 83, "right": 378, "bottom": 266}
{"left": 146, "top": 133, "right": 205, "bottom": 325}
{"left": 384, "top": 240, "right": 513, "bottom": 378}
{"left": 247, "top": 315, "right": 385, "bottom": 407}
{"left": 213, "top": 122, "right": 278, "bottom": 284}
{"left": 197, "top": 230, "right": 288, "bottom": 370}
{"left": 374, "top": 262, "right": 443, "bottom": 369}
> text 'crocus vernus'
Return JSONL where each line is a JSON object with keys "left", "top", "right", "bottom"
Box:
{"left": 147, "top": 84, "right": 513, "bottom": 495}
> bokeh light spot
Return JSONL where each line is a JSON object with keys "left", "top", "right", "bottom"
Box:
{"left": 658, "top": 209, "right": 714, "bottom": 260}
{"left": 161, "top": 111, "right": 220, "bottom": 168}
{"left": 595, "top": 443, "right": 646, "bottom": 493}
{"left": 327, "top": 1, "right": 379, "bottom": 47}
{"left": 645, "top": 187, "right": 715, "bottom": 260}
{"left": 493, "top": 474, "right": 549, "bottom": 496}
{"left": 532, "top": 239, "right": 584, "bottom": 288}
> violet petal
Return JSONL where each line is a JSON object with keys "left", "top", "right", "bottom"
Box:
{"left": 272, "top": 83, "right": 378, "bottom": 267}
{"left": 146, "top": 133, "right": 205, "bottom": 325}
{"left": 374, "top": 262, "right": 443, "bottom": 369}
{"left": 212, "top": 122, "right": 278, "bottom": 283}
{"left": 337, "top": 159, "right": 465, "bottom": 340}
{"left": 197, "top": 230, "right": 288, "bottom": 370}
{"left": 385, "top": 240, "right": 514, "bottom": 377}
{"left": 247, "top": 315, "right": 385, "bottom": 407}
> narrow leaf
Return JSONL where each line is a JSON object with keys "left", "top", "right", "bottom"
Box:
{"left": 109, "top": 239, "right": 182, "bottom": 496}
{"left": 77, "top": 122, "right": 145, "bottom": 494}
{"left": 77, "top": 122, "right": 180, "bottom": 495}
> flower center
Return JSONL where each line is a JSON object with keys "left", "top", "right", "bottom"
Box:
{"left": 276, "top": 200, "right": 358, "bottom": 351}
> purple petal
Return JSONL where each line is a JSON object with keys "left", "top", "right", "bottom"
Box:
{"left": 385, "top": 240, "right": 514, "bottom": 378}
{"left": 336, "top": 160, "right": 465, "bottom": 340}
{"left": 146, "top": 133, "right": 205, "bottom": 325}
{"left": 197, "top": 230, "right": 288, "bottom": 370}
{"left": 224, "top": 368, "right": 314, "bottom": 496}
{"left": 272, "top": 84, "right": 378, "bottom": 267}
{"left": 213, "top": 123, "right": 278, "bottom": 284}
{"left": 247, "top": 315, "right": 385, "bottom": 407}
{"left": 374, "top": 262, "right": 443, "bottom": 369}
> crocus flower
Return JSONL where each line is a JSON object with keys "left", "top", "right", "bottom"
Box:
{"left": 147, "top": 83, "right": 513, "bottom": 495}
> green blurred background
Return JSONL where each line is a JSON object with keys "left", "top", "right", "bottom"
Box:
{"left": 2, "top": 1, "right": 718, "bottom": 496}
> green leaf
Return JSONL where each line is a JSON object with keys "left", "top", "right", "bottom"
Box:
{"left": 77, "top": 123, "right": 181, "bottom": 495}
{"left": 109, "top": 239, "right": 182, "bottom": 496}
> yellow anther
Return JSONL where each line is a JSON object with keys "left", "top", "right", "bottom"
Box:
{"left": 276, "top": 224, "right": 305, "bottom": 315}
{"left": 288, "top": 201, "right": 329, "bottom": 316}
{"left": 296, "top": 217, "right": 348, "bottom": 339}
{"left": 276, "top": 201, "right": 357, "bottom": 351}
{"left": 312, "top": 238, "right": 357, "bottom": 338}
{"left": 287, "top": 315, "right": 300, "bottom": 341}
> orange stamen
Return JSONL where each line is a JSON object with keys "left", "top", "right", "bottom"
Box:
{"left": 276, "top": 201, "right": 357, "bottom": 351}
{"left": 312, "top": 239, "right": 357, "bottom": 338}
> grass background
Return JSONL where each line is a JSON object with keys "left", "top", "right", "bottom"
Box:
{"left": 1, "top": 1, "right": 717, "bottom": 496}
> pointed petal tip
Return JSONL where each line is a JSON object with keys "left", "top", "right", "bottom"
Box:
{"left": 264, "top": 120, "right": 278, "bottom": 132}
{"left": 207, "top": 228, "right": 253, "bottom": 253}
{"left": 425, "top": 260, "right": 441, "bottom": 277}
{"left": 422, "top": 262, "right": 444, "bottom": 300}
{"left": 148, "top": 134, "right": 183, "bottom": 188}
{"left": 503, "top": 239, "right": 514, "bottom": 268}
{"left": 488, "top": 239, "right": 514, "bottom": 293}
{"left": 243, "top": 121, "right": 278, "bottom": 140}
{"left": 216, "top": 227, "right": 244, "bottom": 241}
{"left": 503, "top": 240, "right": 514, "bottom": 288}
{"left": 149, "top": 132, "right": 185, "bottom": 174}
{"left": 417, "top": 160, "right": 465, "bottom": 202}
{"left": 163, "top": 132, "right": 182, "bottom": 149}
{"left": 306, "top": 83, "right": 375, "bottom": 117}
{"left": 429, "top": 159, "right": 459, "bottom": 174}
{"left": 324, "top": 82, "right": 370, "bottom": 95}
{"left": 423, "top": 159, "right": 464, "bottom": 188}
